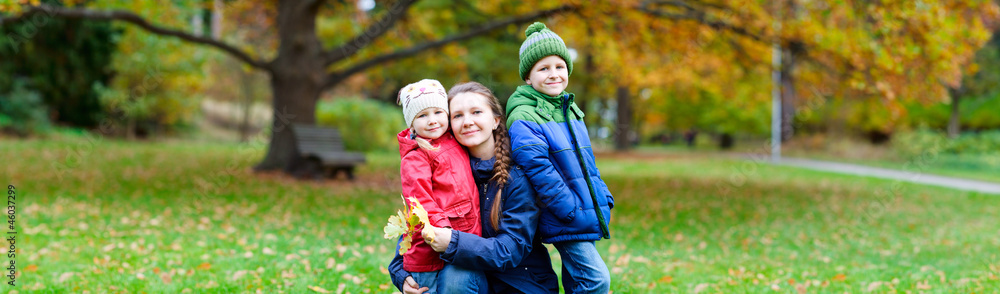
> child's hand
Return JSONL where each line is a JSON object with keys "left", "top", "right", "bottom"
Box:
{"left": 424, "top": 227, "right": 452, "bottom": 252}
{"left": 403, "top": 276, "right": 428, "bottom": 294}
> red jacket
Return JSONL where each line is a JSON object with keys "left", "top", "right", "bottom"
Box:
{"left": 397, "top": 129, "right": 481, "bottom": 272}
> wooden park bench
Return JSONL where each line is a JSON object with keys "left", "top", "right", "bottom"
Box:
{"left": 291, "top": 124, "right": 366, "bottom": 180}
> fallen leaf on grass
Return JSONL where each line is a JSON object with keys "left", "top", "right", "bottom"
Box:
{"left": 693, "top": 283, "right": 710, "bottom": 293}
{"left": 659, "top": 276, "right": 673, "bottom": 283}
{"left": 867, "top": 281, "right": 883, "bottom": 292}
{"left": 916, "top": 280, "right": 931, "bottom": 290}
{"left": 25, "top": 265, "right": 37, "bottom": 272}
{"left": 795, "top": 283, "right": 808, "bottom": 294}
{"left": 308, "top": 285, "right": 332, "bottom": 293}
{"left": 197, "top": 262, "right": 211, "bottom": 270}
{"left": 232, "top": 270, "right": 248, "bottom": 281}
{"left": 832, "top": 274, "right": 846, "bottom": 282}
{"left": 58, "top": 272, "right": 75, "bottom": 283}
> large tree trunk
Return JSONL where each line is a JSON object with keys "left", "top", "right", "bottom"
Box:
{"left": 253, "top": 1, "right": 325, "bottom": 172}
{"left": 254, "top": 74, "right": 322, "bottom": 172}
{"left": 614, "top": 85, "right": 632, "bottom": 151}
{"left": 947, "top": 86, "right": 963, "bottom": 139}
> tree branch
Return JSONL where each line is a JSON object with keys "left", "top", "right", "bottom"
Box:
{"left": 636, "top": 3, "right": 767, "bottom": 43}
{"left": 1, "top": 4, "right": 272, "bottom": 71}
{"left": 322, "top": 0, "right": 419, "bottom": 66}
{"left": 322, "top": 4, "right": 578, "bottom": 89}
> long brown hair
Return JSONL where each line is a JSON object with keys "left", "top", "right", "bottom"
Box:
{"left": 447, "top": 82, "right": 511, "bottom": 231}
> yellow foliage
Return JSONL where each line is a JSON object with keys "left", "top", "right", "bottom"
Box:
{"left": 382, "top": 195, "right": 437, "bottom": 255}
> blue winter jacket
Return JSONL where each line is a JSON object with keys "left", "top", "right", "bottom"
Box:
{"left": 506, "top": 85, "right": 614, "bottom": 243}
{"left": 388, "top": 157, "right": 559, "bottom": 293}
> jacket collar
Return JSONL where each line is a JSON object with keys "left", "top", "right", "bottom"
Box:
{"left": 469, "top": 156, "right": 495, "bottom": 184}
{"left": 506, "top": 85, "right": 585, "bottom": 121}
{"left": 397, "top": 129, "right": 457, "bottom": 156}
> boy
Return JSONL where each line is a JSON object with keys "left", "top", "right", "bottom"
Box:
{"left": 506, "top": 22, "right": 614, "bottom": 294}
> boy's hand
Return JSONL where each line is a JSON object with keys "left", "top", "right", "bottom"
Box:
{"left": 424, "top": 227, "right": 453, "bottom": 252}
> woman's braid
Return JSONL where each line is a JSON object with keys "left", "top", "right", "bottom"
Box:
{"left": 488, "top": 123, "right": 511, "bottom": 230}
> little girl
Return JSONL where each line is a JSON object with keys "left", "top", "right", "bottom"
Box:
{"left": 395, "top": 79, "right": 484, "bottom": 293}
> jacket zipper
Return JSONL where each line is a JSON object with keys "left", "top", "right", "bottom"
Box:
{"left": 561, "top": 95, "right": 610, "bottom": 239}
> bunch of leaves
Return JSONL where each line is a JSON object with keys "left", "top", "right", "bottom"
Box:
{"left": 382, "top": 196, "right": 436, "bottom": 255}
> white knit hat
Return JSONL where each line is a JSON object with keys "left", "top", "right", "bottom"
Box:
{"left": 398, "top": 79, "right": 449, "bottom": 128}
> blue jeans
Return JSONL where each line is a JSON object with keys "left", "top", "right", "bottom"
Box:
{"left": 410, "top": 264, "right": 487, "bottom": 294}
{"left": 554, "top": 241, "right": 611, "bottom": 294}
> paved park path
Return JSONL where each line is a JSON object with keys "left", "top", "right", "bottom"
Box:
{"left": 774, "top": 158, "right": 1000, "bottom": 195}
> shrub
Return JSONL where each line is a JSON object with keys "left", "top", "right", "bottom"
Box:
{"left": 893, "top": 129, "right": 1000, "bottom": 159}
{"left": 0, "top": 79, "right": 52, "bottom": 137}
{"left": 316, "top": 97, "right": 404, "bottom": 152}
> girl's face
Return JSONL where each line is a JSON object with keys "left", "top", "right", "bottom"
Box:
{"left": 450, "top": 92, "right": 500, "bottom": 152}
{"left": 411, "top": 107, "right": 449, "bottom": 140}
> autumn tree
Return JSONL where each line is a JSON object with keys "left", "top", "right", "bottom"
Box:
{"left": 642, "top": 0, "right": 994, "bottom": 135}
{"left": 565, "top": 0, "right": 998, "bottom": 145}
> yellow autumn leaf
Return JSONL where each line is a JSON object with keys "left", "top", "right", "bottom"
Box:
{"left": 407, "top": 197, "right": 436, "bottom": 243}
{"left": 400, "top": 194, "right": 410, "bottom": 216}
{"left": 308, "top": 285, "right": 333, "bottom": 293}
{"left": 398, "top": 234, "right": 412, "bottom": 255}
{"left": 407, "top": 196, "right": 431, "bottom": 226}
{"left": 384, "top": 195, "right": 438, "bottom": 251}
{"left": 383, "top": 210, "right": 407, "bottom": 239}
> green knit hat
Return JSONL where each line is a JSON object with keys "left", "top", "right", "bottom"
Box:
{"left": 518, "top": 22, "right": 573, "bottom": 80}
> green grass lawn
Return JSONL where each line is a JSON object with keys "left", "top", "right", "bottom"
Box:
{"left": 2, "top": 135, "right": 999, "bottom": 293}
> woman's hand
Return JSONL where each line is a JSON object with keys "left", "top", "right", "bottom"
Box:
{"left": 424, "top": 227, "right": 453, "bottom": 252}
{"left": 403, "top": 276, "right": 428, "bottom": 294}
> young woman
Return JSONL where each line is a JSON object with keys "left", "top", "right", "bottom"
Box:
{"left": 388, "top": 82, "right": 558, "bottom": 293}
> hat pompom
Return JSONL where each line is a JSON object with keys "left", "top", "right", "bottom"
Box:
{"left": 525, "top": 22, "right": 546, "bottom": 37}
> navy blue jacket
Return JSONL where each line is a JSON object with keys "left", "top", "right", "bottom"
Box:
{"left": 389, "top": 157, "right": 558, "bottom": 293}
{"left": 506, "top": 85, "right": 614, "bottom": 243}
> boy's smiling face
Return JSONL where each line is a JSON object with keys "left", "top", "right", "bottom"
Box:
{"left": 525, "top": 55, "right": 569, "bottom": 97}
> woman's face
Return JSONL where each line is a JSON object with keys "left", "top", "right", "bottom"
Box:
{"left": 449, "top": 92, "right": 500, "bottom": 151}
